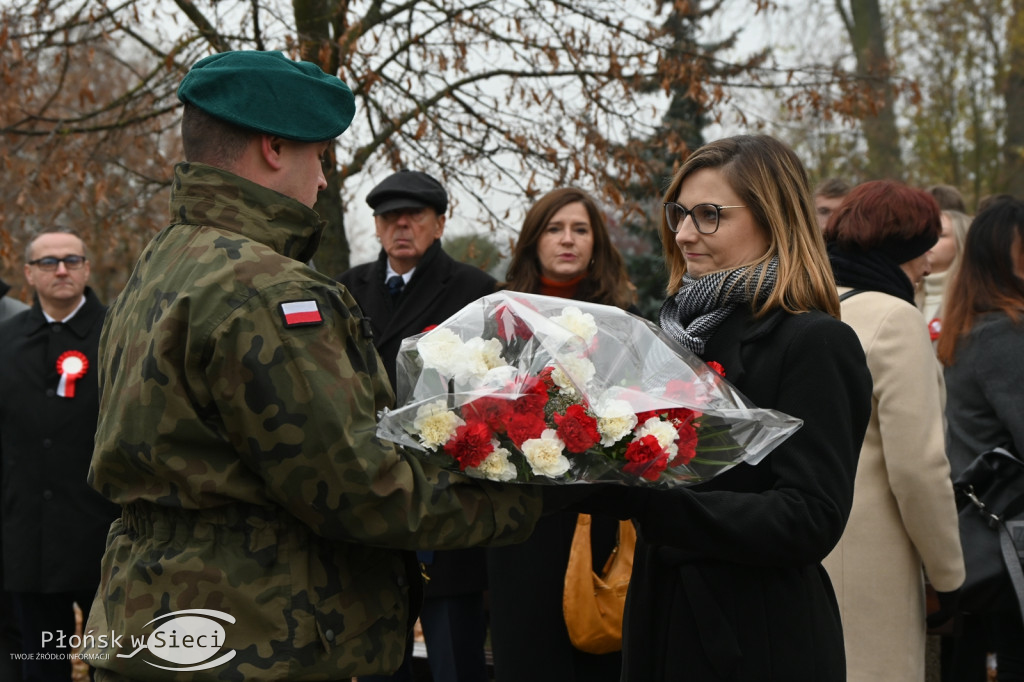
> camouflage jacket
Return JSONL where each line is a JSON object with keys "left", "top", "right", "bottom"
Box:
{"left": 83, "top": 163, "right": 540, "bottom": 681}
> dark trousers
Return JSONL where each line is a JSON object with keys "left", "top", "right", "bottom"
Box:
{"left": 11, "top": 589, "right": 95, "bottom": 682}
{"left": 359, "top": 593, "right": 489, "bottom": 682}
{"left": 419, "top": 593, "right": 488, "bottom": 682}
{"left": 946, "top": 611, "right": 1024, "bottom": 682}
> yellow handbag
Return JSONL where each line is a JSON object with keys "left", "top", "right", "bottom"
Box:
{"left": 562, "top": 512, "right": 636, "bottom": 654}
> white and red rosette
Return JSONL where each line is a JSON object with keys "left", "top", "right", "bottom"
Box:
{"left": 56, "top": 350, "right": 89, "bottom": 398}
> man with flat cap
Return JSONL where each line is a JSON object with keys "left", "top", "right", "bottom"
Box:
{"left": 81, "top": 51, "right": 539, "bottom": 682}
{"left": 339, "top": 171, "right": 497, "bottom": 682}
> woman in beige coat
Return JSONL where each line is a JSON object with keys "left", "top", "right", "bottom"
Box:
{"left": 821, "top": 180, "right": 965, "bottom": 682}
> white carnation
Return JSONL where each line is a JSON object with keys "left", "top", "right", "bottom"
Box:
{"left": 417, "top": 329, "right": 465, "bottom": 377}
{"left": 467, "top": 447, "right": 518, "bottom": 482}
{"left": 412, "top": 400, "right": 465, "bottom": 449}
{"left": 594, "top": 398, "right": 639, "bottom": 446}
{"left": 552, "top": 306, "right": 598, "bottom": 344}
{"left": 479, "top": 364, "right": 519, "bottom": 389}
{"left": 636, "top": 416, "right": 679, "bottom": 459}
{"left": 458, "top": 337, "right": 508, "bottom": 382}
{"left": 551, "top": 355, "right": 596, "bottom": 396}
{"left": 522, "top": 429, "right": 571, "bottom": 478}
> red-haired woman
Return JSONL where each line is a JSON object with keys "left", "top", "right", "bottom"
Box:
{"left": 821, "top": 180, "right": 965, "bottom": 682}
{"left": 937, "top": 197, "right": 1024, "bottom": 682}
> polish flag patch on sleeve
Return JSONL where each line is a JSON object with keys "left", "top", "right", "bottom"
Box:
{"left": 280, "top": 300, "right": 323, "bottom": 328}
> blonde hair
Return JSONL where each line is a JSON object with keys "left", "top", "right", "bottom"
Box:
{"left": 943, "top": 210, "right": 972, "bottom": 279}
{"left": 660, "top": 135, "right": 839, "bottom": 318}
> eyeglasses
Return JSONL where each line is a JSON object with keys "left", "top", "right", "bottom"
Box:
{"left": 663, "top": 202, "right": 746, "bottom": 235}
{"left": 27, "top": 255, "right": 88, "bottom": 271}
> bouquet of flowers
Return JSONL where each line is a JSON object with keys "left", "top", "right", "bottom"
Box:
{"left": 376, "top": 292, "right": 802, "bottom": 488}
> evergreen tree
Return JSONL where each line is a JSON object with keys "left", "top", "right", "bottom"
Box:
{"left": 616, "top": 1, "right": 738, "bottom": 320}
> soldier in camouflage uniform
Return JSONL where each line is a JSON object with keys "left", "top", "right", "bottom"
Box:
{"left": 82, "top": 51, "right": 540, "bottom": 681}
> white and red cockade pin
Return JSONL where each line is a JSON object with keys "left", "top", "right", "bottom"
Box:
{"left": 56, "top": 350, "right": 89, "bottom": 398}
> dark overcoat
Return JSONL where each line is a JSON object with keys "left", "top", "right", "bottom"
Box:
{"left": 0, "top": 287, "right": 119, "bottom": 592}
{"left": 620, "top": 306, "right": 872, "bottom": 681}
{"left": 338, "top": 240, "right": 496, "bottom": 395}
{"left": 338, "top": 240, "right": 497, "bottom": 597}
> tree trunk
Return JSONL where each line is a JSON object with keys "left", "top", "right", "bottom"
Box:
{"left": 841, "top": 0, "right": 902, "bottom": 179}
{"left": 1004, "top": 0, "right": 1024, "bottom": 196}
{"left": 293, "top": 0, "right": 351, "bottom": 275}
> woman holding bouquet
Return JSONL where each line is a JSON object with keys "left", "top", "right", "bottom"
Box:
{"left": 575, "top": 135, "right": 873, "bottom": 680}
{"left": 487, "top": 187, "right": 636, "bottom": 682}
{"left": 937, "top": 197, "right": 1024, "bottom": 681}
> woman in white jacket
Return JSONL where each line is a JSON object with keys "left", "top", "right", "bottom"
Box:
{"left": 822, "top": 180, "right": 965, "bottom": 682}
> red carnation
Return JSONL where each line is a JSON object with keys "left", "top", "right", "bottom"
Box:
{"left": 443, "top": 422, "right": 495, "bottom": 470}
{"left": 506, "top": 411, "right": 547, "bottom": 447}
{"left": 635, "top": 409, "right": 661, "bottom": 424}
{"left": 508, "top": 376, "right": 549, "bottom": 418}
{"left": 519, "top": 374, "right": 552, "bottom": 407}
{"left": 623, "top": 434, "right": 669, "bottom": 481}
{"left": 664, "top": 407, "right": 700, "bottom": 424}
{"left": 464, "top": 395, "right": 510, "bottom": 434}
{"left": 671, "top": 418, "right": 699, "bottom": 466}
{"left": 554, "top": 404, "right": 600, "bottom": 453}
{"left": 537, "top": 366, "right": 557, "bottom": 390}
{"left": 706, "top": 361, "right": 726, "bottom": 377}
{"left": 663, "top": 379, "right": 702, "bottom": 404}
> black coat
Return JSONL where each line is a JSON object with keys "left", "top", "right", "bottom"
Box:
{"left": 338, "top": 240, "right": 496, "bottom": 596}
{"left": 617, "top": 307, "right": 872, "bottom": 681}
{"left": 0, "top": 288, "right": 120, "bottom": 593}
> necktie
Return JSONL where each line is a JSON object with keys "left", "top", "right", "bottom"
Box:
{"left": 386, "top": 275, "right": 405, "bottom": 300}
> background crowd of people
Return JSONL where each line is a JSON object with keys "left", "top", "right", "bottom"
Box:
{"left": 1, "top": 49, "right": 1023, "bottom": 682}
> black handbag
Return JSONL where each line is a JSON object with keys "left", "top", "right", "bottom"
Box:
{"left": 953, "top": 447, "right": 1024, "bottom": 620}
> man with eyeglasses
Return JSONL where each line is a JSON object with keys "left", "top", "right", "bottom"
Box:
{"left": 338, "top": 169, "right": 497, "bottom": 682}
{"left": 0, "top": 228, "right": 119, "bottom": 681}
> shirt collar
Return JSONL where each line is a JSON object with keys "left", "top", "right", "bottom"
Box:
{"left": 385, "top": 262, "right": 415, "bottom": 285}
{"left": 43, "top": 294, "right": 87, "bottom": 323}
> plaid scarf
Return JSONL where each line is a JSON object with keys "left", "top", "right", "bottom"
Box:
{"left": 659, "top": 257, "right": 779, "bottom": 355}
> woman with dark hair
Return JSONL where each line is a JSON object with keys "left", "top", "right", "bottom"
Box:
{"left": 487, "top": 187, "right": 634, "bottom": 682}
{"left": 568, "top": 135, "right": 873, "bottom": 680}
{"left": 503, "top": 187, "right": 635, "bottom": 308}
{"left": 937, "top": 197, "right": 1024, "bottom": 682}
{"left": 821, "top": 180, "right": 965, "bottom": 682}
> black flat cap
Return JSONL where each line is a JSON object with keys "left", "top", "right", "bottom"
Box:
{"left": 366, "top": 169, "right": 448, "bottom": 216}
{"left": 177, "top": 51, "right": 356, "bottom": 142}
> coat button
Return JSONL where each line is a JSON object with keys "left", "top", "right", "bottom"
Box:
{"left": 42, "top": 438, "right": 53, "bottom": 448}
{"left": 51, "top": 323, "right": 63, "bottom": 333}
{"left": 324, "top": 629, "right": 335, "bottom": 642}
{"left": 43, "top": 490, "right": 54, "bottom": 500}
{"left": 46, "top": 389, "right": 56, "bottom": 398}
{"left": 396, "top": 576, "right": 406, "bottom": 587}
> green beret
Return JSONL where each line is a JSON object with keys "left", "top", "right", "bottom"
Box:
{"left": 177, "top": 51, "right": 356, "bottom": 142}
